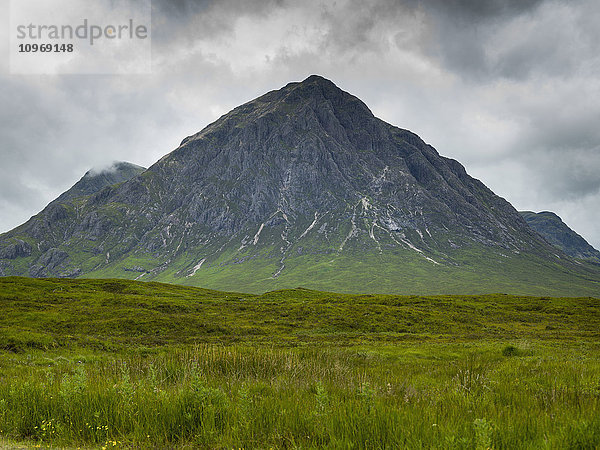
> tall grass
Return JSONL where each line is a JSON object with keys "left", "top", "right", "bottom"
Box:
{"left": 1, "top": 343, "right": 599, "bottom": 448}
{"left": 1, "top": 278, "right": 598, "bottom": 447}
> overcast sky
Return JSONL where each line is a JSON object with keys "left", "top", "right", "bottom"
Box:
{"left": 1, "top": 0, "right": 599, "bottom": 248}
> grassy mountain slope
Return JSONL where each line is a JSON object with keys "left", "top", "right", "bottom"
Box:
{"left": 81, "top": 245, "right": 600, "bottom": 296}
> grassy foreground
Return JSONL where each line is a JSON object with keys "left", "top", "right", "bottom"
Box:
{"left": 0, "top": 277, "right": 599, "bottom": 448}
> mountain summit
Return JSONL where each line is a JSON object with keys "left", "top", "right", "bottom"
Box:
{"left": 55, "top": 161, "right": 146, "bottom": 203}
{"left": 1, "top": 75, "right": 599, "bottom": 295}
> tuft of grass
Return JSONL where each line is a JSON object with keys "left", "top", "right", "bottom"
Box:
{"left": 502, "top": 344, "right": 520, "bottom": 356}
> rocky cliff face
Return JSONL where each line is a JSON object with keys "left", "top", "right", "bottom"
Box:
{"left": 520, "top": 211, "right": 600, "bottom": 263}
{"left": 103, "top": 75, "right": 538, "bottom": 255}
{"left": 1, "top": 76, "right": 599, "bottom": 295}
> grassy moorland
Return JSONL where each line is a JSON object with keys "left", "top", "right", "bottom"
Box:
{"left": 0, "top": 276, "right": 599, "bottom": 448}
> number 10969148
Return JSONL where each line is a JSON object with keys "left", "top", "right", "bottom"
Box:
{"left": 19, "top": 43, "right": 73, "bottom": 52}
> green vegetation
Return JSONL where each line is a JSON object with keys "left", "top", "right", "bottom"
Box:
{"left": 81, "top": 241, "right": 600, "bottom": 297}
{"left": 0, "top": 277, "right": 599, "bottom": 448}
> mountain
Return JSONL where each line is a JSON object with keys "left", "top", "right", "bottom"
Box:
{"left": 0, "top": 161, "right": 146, "bottom": 277}
{"left": 1, "top": 75, "right": 599, "bottom": 296}
{"left": 55, "top": 161, "right": 146, "bottom": 203}
{"left": 520, "top": 211, "right": 600, "bottom": 263}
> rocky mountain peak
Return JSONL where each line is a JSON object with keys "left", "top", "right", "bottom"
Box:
{"left": 281, "top": 74, "right": 376, "bottom": 128}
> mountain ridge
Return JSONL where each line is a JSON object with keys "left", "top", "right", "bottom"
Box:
{"left": 1, "top": 75, "right": 599, "bottom": 295}
{"left": 520, "top": 211, "right": 600, "bottom": 263}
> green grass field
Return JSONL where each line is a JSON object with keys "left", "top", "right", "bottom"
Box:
{"left": 0, "top": 277, "right": 599, "bottom": 448}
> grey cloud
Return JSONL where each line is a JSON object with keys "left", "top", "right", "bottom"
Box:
{"left": 151, "top": 0, "right": 229, "bottom": 47}
{"left": 526, "top": 148, "right": 600, "bottom": 201}
{"left": 0, "top": 171, "right": 41, "bottom": 209}
{"left": 420, "top": 0, "right": 545, "bottom": 22}
{"left": 418, "top": 0, "right": 600, "bottom": 82}
{"left": 531, "top": 111, "right": 600, "bottom": 153}
{"left": 151, "top": 0, "right": 422, "bottom": 63}
{"left": 152, "top": 0, "right": 215, "bottom": 19}
{"left": 317, "top": 0, "right": 409, "bottom": 54}
{"left": 151, "top": 0, "right": 286, "bottom": 49}
{"left": 491, "top": 2, "right": 600, "bottom": 80}
{"left": 152, "top": 0, "right": 280, "bottom": 20}
{"left": 412, "top": 0, "right": 544, "bottom": 77}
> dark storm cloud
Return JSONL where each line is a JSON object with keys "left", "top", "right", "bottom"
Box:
{"left": 150, "top": 0, "right": 285, "bottom": 48}
{"left": 151, "top": 0, "right": 228, "bottom": 46}
{"left": 412, "top": 0, "right": 599, "bottom": 82}
{"left": 152, "top": 0, "right": 286, "bottom": 20}
{"left": 421, "top": 0, "right": 544, "bottom": 20}
{"left": 152, "top": 0, "right": 214, "bottom": 18}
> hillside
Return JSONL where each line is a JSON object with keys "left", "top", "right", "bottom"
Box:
{"left": 1, "top": 277, "right": 598, "bottom": 351}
